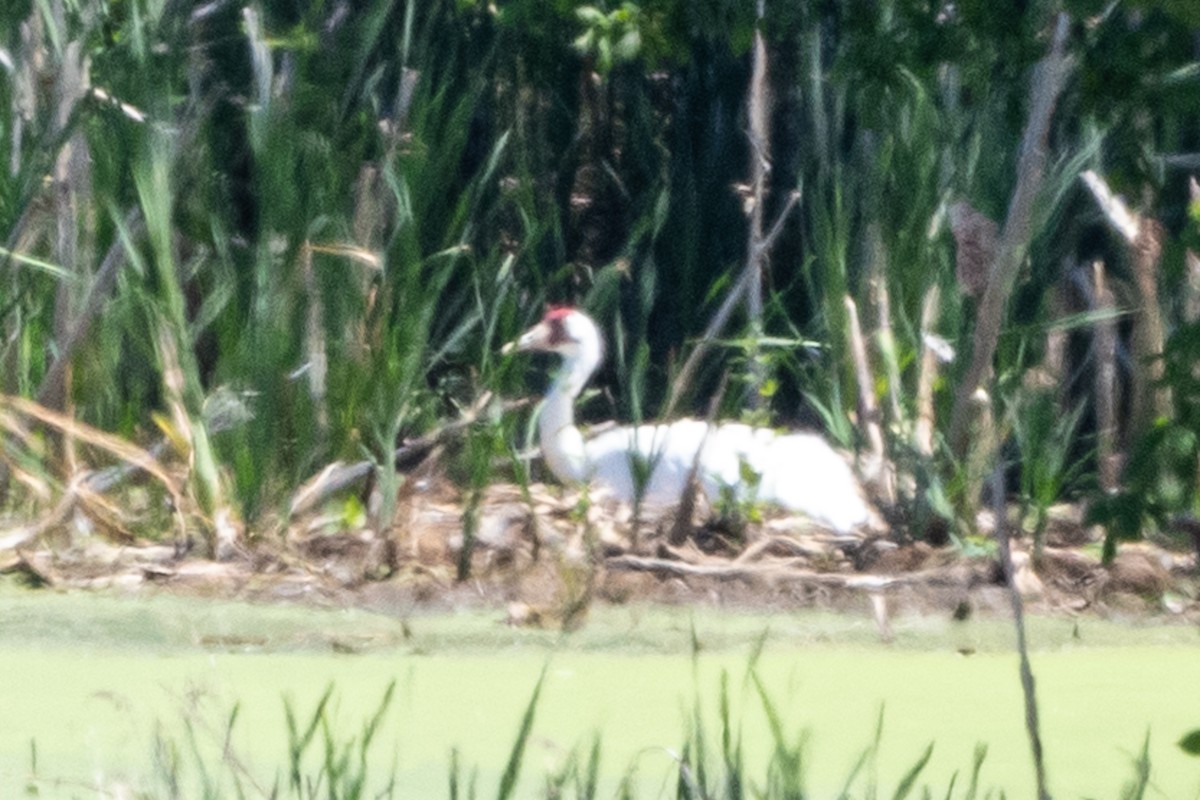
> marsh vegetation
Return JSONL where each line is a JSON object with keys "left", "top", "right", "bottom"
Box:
{"left": 3, "top": 0, "right": 1200, "bottom": 561}
{"left": 3, "top": 0, "right": 1200, "bottom": 795}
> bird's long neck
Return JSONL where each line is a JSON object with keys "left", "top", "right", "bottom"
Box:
{"left": 538, "top": 349, "right": 598, "bottom": 485}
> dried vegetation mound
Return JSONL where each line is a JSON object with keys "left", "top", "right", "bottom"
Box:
{"left": 2, "top": 479, "right": 1197, "bottom": 636}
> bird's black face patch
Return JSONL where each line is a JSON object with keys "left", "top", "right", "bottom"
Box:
{"left": 544, "top": 307, "right": 574, "bottom": 345}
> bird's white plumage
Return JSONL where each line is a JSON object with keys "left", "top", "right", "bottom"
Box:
{"left": 513, "top": 308, "right": 871, "bottom": 532}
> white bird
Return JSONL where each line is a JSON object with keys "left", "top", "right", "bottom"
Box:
{"left": 510, "top": 306, "right": 873, "bottom": 533}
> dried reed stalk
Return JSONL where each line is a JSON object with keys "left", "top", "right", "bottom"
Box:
{"left": 36, "top": 212, "right": 143, "bottom": 412}
{"left": 1080, "top": 169, "right": 1171, "bottom": 439}
{"left": 913, "top": 286, "right": 941, "bottom": 458}
{"left": 868, "top": 242, "right": 903, "bottom": 425}
{"left": 301, "top": 243, "right": 329, "bottom": 442}
{"left": 667, "top": 372, "right": 729, "bottom": 547}
{"left": 663, "top": 7, "right": 800, "bottom": 417}
{"left": 1187, "top": 249, "right": 1200, "bottom": 324}
{"left": 1091, "top": 260, "right": 1120, "bottom": 493}
{"left": 606, "top": 553, "right": 976, "bottom": 590}
{"left": 743, "top": 18, "right": 771, "bottom": 406}
{"left": 948, "top": 13, "right": 1072, "bottom": 459}
{"left": 0, "top": 394, "right": 188, "bottom": 544}
{"left": 1187, "top": 177, "right": 1200, "bottom": 324}
{"left": 1130, "top": 219, "right": 1170, "bottom": 433}
{"left": 844, "top": 296, "right": 892, "bottom": 502}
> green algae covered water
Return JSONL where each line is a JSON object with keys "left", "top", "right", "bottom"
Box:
{"left": 1, "top": 588, "right": 1198, "bottom": 797}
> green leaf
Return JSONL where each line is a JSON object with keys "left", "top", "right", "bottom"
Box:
{"left": 342, "top": 494, "right": 366, "bottom": 529}
{"left": 1179, "top": 729, "right": 1200, "bottom": 756}
{"left": 891, "top": 741, "right": 934, "bottom": 800}
{"left": 597, "top": 35, "right": 612, "bottom": 74}
{"left": 0, "top": 248, "right": 73, "bottom": 281}
{"left": 737, "top": 458, "right": 761, "bottom": 489}
{"left": 575, "top": 6, "right": 606, "bottom": 25}
{"left": 613, "top": 29, "right": 641, "bottom": 63}
{"left": 495, "top": 665, "right": 547, "bottom": 800}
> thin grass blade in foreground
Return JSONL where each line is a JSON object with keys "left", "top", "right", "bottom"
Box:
{"left": 991, "top": 458, "right": 1050, "bottom": 800}
{"left": 751, "top": 671, "right": 806, "bottom": 798}
{"left": 889, "top": 741, "right": 934, "bottom": 800}
{"left": 496, "top": 663, "right": 549, "bottom": 800}
{"left": 285, "top": 683, "right": 335, "bottom": 795}
{"left": 1118, "top": 733, "right": 1152, "bottom": 800}
{"left": 836, "top": 707, "right": 883, "bottom": 799}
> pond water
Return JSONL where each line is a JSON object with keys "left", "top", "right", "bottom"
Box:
{"left": 1, "top": 588, "right": 1198, "bottom": 797}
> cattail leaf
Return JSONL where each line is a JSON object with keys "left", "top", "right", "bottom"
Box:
{"left": 614, "top": 29, "right": 641, "bottom": 63}
{"left": 0, "top": 248, "right": 72, "bottom": 280}
{"left": 575, "top": 6, "right": 606, "bottom": 25}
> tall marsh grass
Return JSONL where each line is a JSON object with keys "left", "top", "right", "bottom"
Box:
{"left": 2, "top": 1, "right": 1199, "bottom": 552}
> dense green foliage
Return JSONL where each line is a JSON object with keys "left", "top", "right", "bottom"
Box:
{"left": 2, "top": 0, "right": 1200, "bottom": 551}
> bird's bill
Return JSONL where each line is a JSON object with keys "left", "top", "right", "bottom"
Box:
{"left": 501, "top": 320, "right": 553, "bottom": 354}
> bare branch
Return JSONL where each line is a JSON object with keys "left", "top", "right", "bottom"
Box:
{"left": 606, "top": 553, "right": 977, "bottom": 591}
{"left": 663, "top": 269, "right": 752, "bottom": 418}
{"left": 755, "top": 189, "right": 801, "bottom": 258}
{"left": 0, "top": 482, "right": 78, "bottom": 551}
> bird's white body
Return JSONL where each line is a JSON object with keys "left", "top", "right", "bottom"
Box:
{"left": 514, "top": 308, "right": 871, "bottom": 533}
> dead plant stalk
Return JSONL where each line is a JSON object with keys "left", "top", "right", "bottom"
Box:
{"left": 1080, "top": 169, "right": 1171, "bottom": 440}
{"left": 948, "top": 12, "right": 1072, "bottom": 460}
{"left": 1091, "top": 260, "right": 1119, "bottom": 493}
{"left": 664, "top": 2, "right": 800, "bottom": 417}
{"left": 845, "top": 295, "right": 892, "bottom": 503}
{"left": 991, "top": 460, "right": 1050, "bottom": 800}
